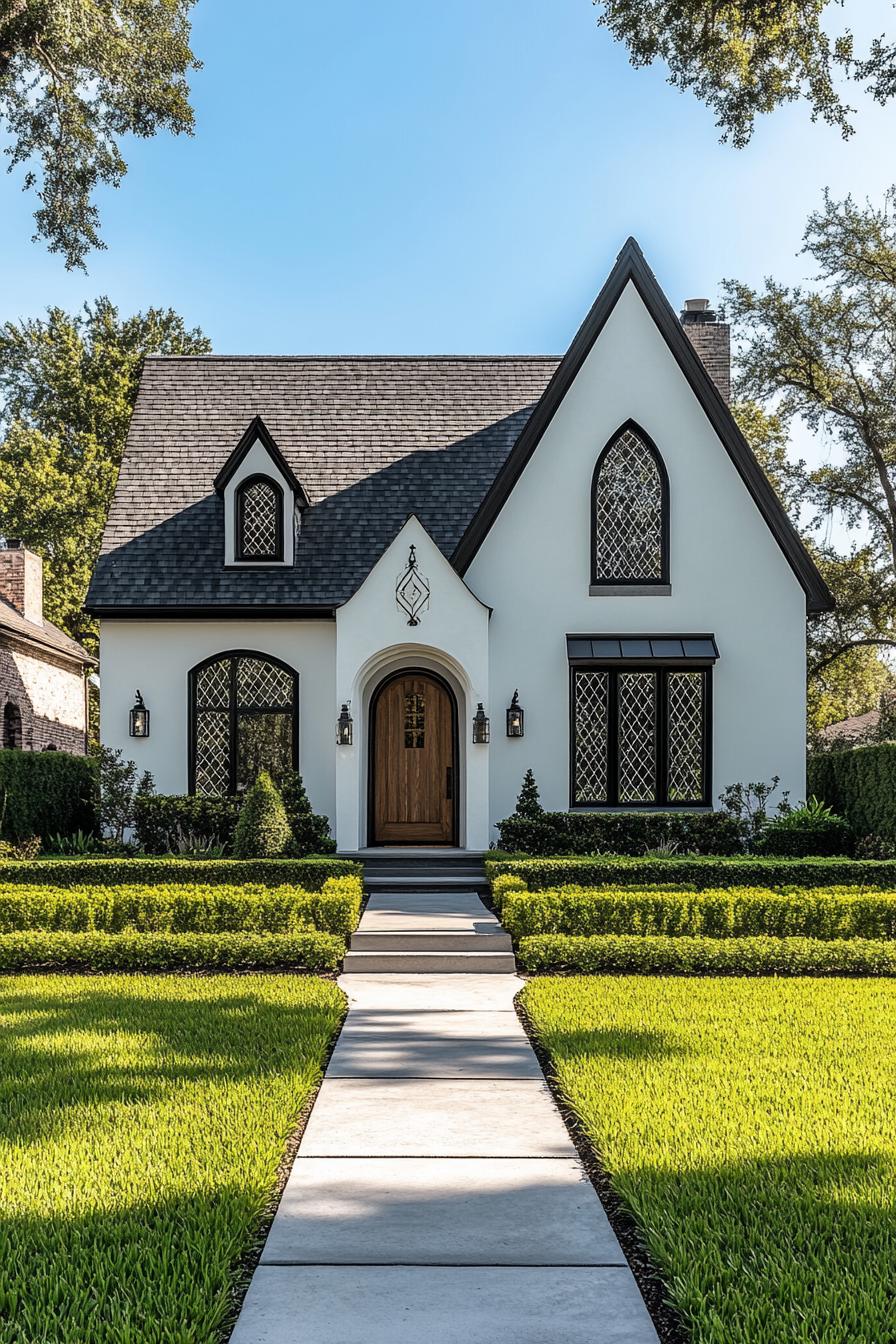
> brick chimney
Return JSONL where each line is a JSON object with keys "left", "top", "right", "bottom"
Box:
{"left": 680, "top": 298, "right": 730, "bottom": 403}
{"left": 0, "top": 541, "right": 43, "bottom": 625}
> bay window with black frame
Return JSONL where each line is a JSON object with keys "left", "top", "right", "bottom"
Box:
{"left": 568, "top": 636, "right": 717, "bottom": 808}
{"left": 189, "top": 651, "right": 298, "bottom": 796}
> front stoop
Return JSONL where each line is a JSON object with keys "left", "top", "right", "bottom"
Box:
{"left": 343, "top": 858, "right": 515, "bottom": 974}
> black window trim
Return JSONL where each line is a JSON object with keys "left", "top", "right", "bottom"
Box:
{"left": 590, "top": 418, "right": 670, "bottom": 587}
{"left": 568, "top": 661, "right": 712, "bottom": 809}
{"left": 188, "top": 648, "right": 299, "bottom": 795}
{"left": 235, "top": 474, "right": 285, "bottom": 563}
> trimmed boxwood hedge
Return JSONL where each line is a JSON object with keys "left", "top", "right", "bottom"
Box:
{"left": 518, "top": 933, "right": 896, "bottom": 976}
{"left": 0, "top": 929, "right": 343, "bottom": 972}
{"left": 0, "top": 856, "right": 360, "bottom": 889}
{"left": 0, "top": 876, "right": 362, "bottom": 939}
{"left": 487, "top": 855, "right": 896, "bottom": 891}
{"left": 501, "top": 885, "right": 896, "bottom": 941}
{"left": 495, "top": 809, "right": 743, "bottom": 856}
{"left": 0, "top": 750, "right": 97, "bottom": 842}
{"left": 809, "top": 744, "right": 896, "bottom": 840}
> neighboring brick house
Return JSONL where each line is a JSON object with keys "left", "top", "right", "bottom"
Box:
{"left": 0, "top": 542, "right": 94, "bottom": 754}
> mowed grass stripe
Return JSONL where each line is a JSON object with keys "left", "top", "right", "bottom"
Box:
{"left": 522, "top": 976, "right": 896, "bottom": 1344}
{"left": 0, "top": 975, "right": 345, "bottom": 1344}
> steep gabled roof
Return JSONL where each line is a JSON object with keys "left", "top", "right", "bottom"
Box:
{"left": 451, "top": 237, "right": 834, "bottom": 614}
{"left": 213, "top": 415, "right": 309, "bottom": 506}
{"left": 86, "top": 357, "right": 557, "bottom": 614}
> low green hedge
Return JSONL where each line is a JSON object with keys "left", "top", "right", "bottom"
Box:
{"left": 0, "top": 857, "right": 360, "bottom": 889}
{"left": 495, "top": 809, "right": 743, "bottom": 856}
{"left": 0, "top": 929, "right": 343, "bottom": 972}
{"left": 501, "top": 885, "right": 896, "bottom": 941}
{"left": 0, "top": 750, "right": 97, "bottom": 842}
{"left": 133, "top": 794, "right": 241, "bottom": 853}
{"left": 487, "top": 855, "right": 896, "bottom": 891}
{"left": 518, "top": 933, "right": 896, "bottom": 976}
{"left": 0, "top": 876, "right": 362, "bottom": 939}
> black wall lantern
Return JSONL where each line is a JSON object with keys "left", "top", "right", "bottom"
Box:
{"left": 129, "top": 690, "right": 150, "bottom": 739}
{"left": 506, "top": 689, "right": 524, "bottom": 738}
{"left": 336, "top": 702, "right": 353, "bottom": 746}
{"left": 472, "top": 702, "right": 490, "bottom": 744}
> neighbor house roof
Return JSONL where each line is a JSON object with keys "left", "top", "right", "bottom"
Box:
{"left": 86, "top": 355, "right": 558, "bottom": 614}
{"left": 87, "top": 238, "right": 833, "bottom": 617}
{"left": 0, "top": 597, "right": 96, "bottom": 666}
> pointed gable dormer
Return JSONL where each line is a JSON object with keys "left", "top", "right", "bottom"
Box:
{"left": 214, "top": 416, "right": 308, "bottom": 567}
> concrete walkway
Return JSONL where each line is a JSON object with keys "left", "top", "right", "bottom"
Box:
{"left": 229, "top": 890, "right": 658, "bottom": 1343}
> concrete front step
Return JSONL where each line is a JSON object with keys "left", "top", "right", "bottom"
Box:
{"left": 351, "top": 931, "right": 512, "bottom": 952}
{"left": 365, "top": 875, "right": 489, "bottom": 891}
{"left": 342, "top": 950, "right": 517, "bottom": 974}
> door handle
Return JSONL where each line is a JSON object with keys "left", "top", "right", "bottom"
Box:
{"left": 445, "top": 766, "right": 453, "bottom": 800}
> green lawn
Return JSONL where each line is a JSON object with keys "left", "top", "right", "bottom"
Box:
{"left": 0, "top": 974, "right": 345, "bottom": 1343}
{"left": 521, "top": 976, "right": 896, "bottom": 1344}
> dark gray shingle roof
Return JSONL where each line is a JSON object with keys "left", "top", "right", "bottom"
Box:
{"left": 87, "top": 355, "right": 558, "bottom": 611}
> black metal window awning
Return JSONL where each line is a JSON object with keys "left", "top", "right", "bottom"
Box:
{"left": 566, "top": 634, "right": 719, "bottom": 664}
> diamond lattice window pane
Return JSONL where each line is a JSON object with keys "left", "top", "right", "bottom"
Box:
{"left": 573, "top": 671, "right": 609, "bottom": 803}
{"left": 667, "top": 671, "right": 705, "bottom": 801}
{"left": 196, "top": 658, "right": 230, "bottom": 709}
{"left": 594, "top": 428, "right": 664, "bottom": 580}
{"left": 237, "top": 657, "right": 294, "bottom": 710}
{"left": 195, "top": 711, "right": 230, "bottom": 796}
{"left": 618, "top": 671, "right": 657, "bottom": 803}
{"left": 239, "top": 479, "right": 279, "bottom": 558}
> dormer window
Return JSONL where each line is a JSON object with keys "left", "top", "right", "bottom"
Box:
{"left": 215, "top": 416, "right": 308, "bottom": 568}
{"left": 236, "top": 475, "right": 284, "bottom": 561}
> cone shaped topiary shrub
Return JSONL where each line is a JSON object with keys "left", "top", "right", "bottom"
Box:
{"left": 232, "top": 771, "right": 291, "bottom": 859}
{"left": 515, "top": 769, "right": 544, "bottom": 820}
{"left": 280, "top": 769, "right": 335, "bottom": 856}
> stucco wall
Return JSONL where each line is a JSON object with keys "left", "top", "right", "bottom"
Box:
{"left": 335, "top": 516, "right": 491, "bottom": 851}
{"left": 0, "top": 640, "right": 87, "bottom": 753}
{"left": 466, "top": 278, "right": 808, "bottom": 825}
{"left": 98, "top": 619, "right": 336, "bottom": 818}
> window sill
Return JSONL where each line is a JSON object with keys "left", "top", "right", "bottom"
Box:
{"left": 589, "top": 584, "right": 671, "bottom": 597}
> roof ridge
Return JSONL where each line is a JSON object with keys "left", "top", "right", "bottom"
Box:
{"left": 143, "top": 353, "right": 562, "bottom": 362}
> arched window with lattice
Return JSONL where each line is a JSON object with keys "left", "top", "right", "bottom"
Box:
{"left": 591, "top": 421, "right": 669, "bottom": 585}
{"left": 236, "top": 475, "right": 284, "bottom": 562}
{"left": 189, "top": 651, "right": 297, "bottom": 795}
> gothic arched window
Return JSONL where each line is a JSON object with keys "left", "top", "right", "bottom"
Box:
{"left": 189, "top": 651, "right": 297, "bottom": 795}
{"left": 592, "top": 421, "right": 669, "bottom": 585}
{"left": 236, "top": 475, "right": 283, "bottom": 561}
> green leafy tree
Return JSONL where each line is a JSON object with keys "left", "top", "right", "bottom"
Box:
{"left": 279, "top": 769, "right": 334, "bottom": 856}
{"left": 724, "top": 187, "right": 896, "bottom": 688}
{"left": 232, "top": 771, "right": 291, "bottom": 860}
{"left": 0, "top": 298, "right": 210, "bottom": 646}
{"left": 0, "top": 0, "right": 199, "bottom": 269}
{"left": 594, "top": 1, "right": 895, "bottom": 146}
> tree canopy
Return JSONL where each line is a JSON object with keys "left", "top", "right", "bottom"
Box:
{"left": 725, "top": 187, "right": 896, "bottom": 700}
{"left": 595, "top": 1, "right": 896, "bottom": 145}
{"left": 0, "top": 298, "right": 210, "bottom": 647}
{"left": 0, "top": 0, "right": 199, "bottom": 268}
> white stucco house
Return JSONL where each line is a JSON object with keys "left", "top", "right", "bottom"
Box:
{"left": 87, "top": 239, "right": 832, "bottom": 852}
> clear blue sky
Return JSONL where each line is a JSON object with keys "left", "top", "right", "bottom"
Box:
{"left": 1, "top": 0, "right": 894, "bottom": 355}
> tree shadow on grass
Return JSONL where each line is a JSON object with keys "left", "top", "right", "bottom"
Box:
{"left": 596, "top": 1147, "right": 896, "bottom": 1344}
{"left": 0, "top": 980, "right": 343, "bottom": 1146}
{"left": 0, "top": 1186, "right": 265, "bottom": 1344}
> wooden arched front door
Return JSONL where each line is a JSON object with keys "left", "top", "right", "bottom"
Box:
{"left": 369, "top": 670, "right": 458, "bottom": 845}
